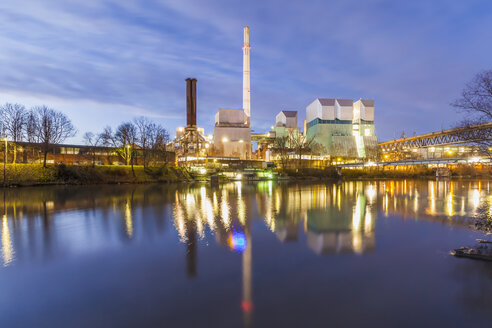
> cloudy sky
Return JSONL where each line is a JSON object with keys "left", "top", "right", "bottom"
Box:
{"left": 1, "top": 0, "right": 491, "bottom": 142}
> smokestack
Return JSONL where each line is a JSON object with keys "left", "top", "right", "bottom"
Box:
{"left": 186, "top": 78, "right": 197, "bottom": 127}
{"left": 242, "top": 26, "right": 250, "bottom": 122}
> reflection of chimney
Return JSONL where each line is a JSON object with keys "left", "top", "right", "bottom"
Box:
{"left": 186, "top": 78, "right": 197, "bottom": 127}
{"left": 186, "top": 219, "right": 197, "bottom": 278}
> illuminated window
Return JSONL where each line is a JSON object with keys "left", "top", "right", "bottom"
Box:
{"left": 365, "top": 128, "right": 370, "bottom": 136}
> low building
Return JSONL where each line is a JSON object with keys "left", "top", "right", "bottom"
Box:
{"left": 7, "top": 141, "right": 175, "bottom": 165}
{"left": 305, "top": 98, "right": 378, "bottom": 159}
{"left": 274, "top": 110, "right": 299, "bottom": 140}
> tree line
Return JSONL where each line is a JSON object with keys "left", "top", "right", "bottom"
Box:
{"left": 0, "top": 103, "right": 170, "bottom": 168}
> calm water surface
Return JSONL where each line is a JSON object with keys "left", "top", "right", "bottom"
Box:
{"left": 1, "top": 180, "right": 492, "bottom": 327}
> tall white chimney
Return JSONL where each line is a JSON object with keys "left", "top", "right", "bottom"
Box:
{"left": 242, "top": 26, "right": 251, "bottom": 124}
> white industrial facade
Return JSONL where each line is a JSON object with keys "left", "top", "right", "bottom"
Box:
{"left": 305, "top": 98, "right": 377, "bottom": 159}
{"left": 275, "top": 110, "right": 298, "bottom": 129}
{"left": 213, "top": 109, "right": 251, "bottom": 159}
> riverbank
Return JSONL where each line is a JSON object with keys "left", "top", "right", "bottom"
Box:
{"left": 282, "top": 166, "right": 491, "bottom": 180}
{"left": 1, "top": 164, "right": 491, "bottom": 187}
{"left": 0, "top": 164, "right": 193, "bottom": 187}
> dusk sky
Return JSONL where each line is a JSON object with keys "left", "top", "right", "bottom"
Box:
{"left": 1, "top": 0, "right": 491, "bottom": 143}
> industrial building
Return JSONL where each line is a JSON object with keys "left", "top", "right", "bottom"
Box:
{"left": 212, "top": 27, "right": 252, "bottom": 160}
{"left": 305, "top": 98, "right": 378, "bottom": 159}
{"left": 173, "top": 78, "right": 210, "bottom": 159}
{"left": 212, "top": 109, "right": 251, "bottom": 159}
{"left": 274, "top": 110, "right": 299, "bottom": 140}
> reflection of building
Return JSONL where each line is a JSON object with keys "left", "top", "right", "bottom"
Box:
{"left": 305, "top": 98, "right": 377, "bottom": 159}
{"left": 275, "top": 221, "right": 299, "bottom": 242}
{"left": 307, "top": 231, "right": 375, "bottom": 255}
{"left": 304, "top": 193, "right": 376, "bottom": 255}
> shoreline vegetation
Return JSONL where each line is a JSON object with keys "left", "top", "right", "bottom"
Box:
{"left": 0, "top": 163, "right": 491, "bottom": 187}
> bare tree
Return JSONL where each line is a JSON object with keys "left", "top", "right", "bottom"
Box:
{"left": 271, "top": 136, "right": 290, "bottom": 169}
{"left": 25, "top": 110, "right": 39, "bottom": 143}
{"left": 134, "top": 117, "right": 155, "bottom": 168}
{"left": 102, "top": 122, "right": 137, "bottom": 175}
{"left": 83, "top": 132, "right": 102, "bottom": 167}
{"left": 452, "top": 70, "right": 492, "bottom": 154}
{"left": 1, "top": 103, "right": 26, "bottom": 163}
{"left": 291, "top": 132, "right": 315, "bottom": 168}
{"left": 31, "top": 106, "right": 76, "bottom": 167}
{"left": 149, "top": 124, "right": 170, "bottom": 165}
{"left": 453, "top": 70, "right": 492, "bottom": 123}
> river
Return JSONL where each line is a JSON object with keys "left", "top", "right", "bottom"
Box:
{"left": 1, "top": 180, "right": 491, "bottom": 327}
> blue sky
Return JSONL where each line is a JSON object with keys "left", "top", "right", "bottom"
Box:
{"left": 1, "top": 0, "right": 491, "bottom": 142}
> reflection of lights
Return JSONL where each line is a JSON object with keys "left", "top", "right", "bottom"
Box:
{"left": 1, "top": 215, "right": 14, "bottom": 267}
{"left": 221, "top": 189, "right": 230, "bottom": 229}
{"left": 384, "top": 193, "right": 389, "bottom": 217}
{"left": 364, "top": 210, "right": 372, "bottom": 232}
{"left": 213, "top": 192, "right": 218, "bottom": 215}
{"left": 366, "top": 185, "right": 376, "bottom": 204}
{"left": 460, "top": 197, "right": 466, "bottom": 216}
{"left": 337, "top": 187, "right": 341, "bottom": 211}
{"left": 488, "top": 196, "right": 492, "bottom": 217}
{"left": 472, "top": 190, "right": 480, "bottom": 209}
{"left": 352, "top": 194, "right": 364, "bottom": 231}
{"left": 203, "top": 197, "right": 215, "bottom": 230}
{"left": 242, "top": 301, "right": 253, "bottom": 313}
{"left": 428, "top": 181, "right": 436, "bottom": 215}
{"left": 236, "top": 173, "right": 242, "bottom": 179}
{"left": 238, "top": 186, "right": 246, "bottom": 226}
{"left": 352, "top": 232, "right": 363, "bottom": 254}
{"left": 446, "top": 192, "right": 454, "bottom": 217}
{"left": 186, "top": 194, "right": 196, "bottom": 210}
{"left": 275, "top": 193, "right": 281, "bottom": 213}
{"left": 332, "top": 185, "right": 336, "bottom": 205}
{"left": 228, "top": 230, "right": 247, "bottom": 253}
{"left": 196, "top": 216, "right": 204, "bottom": 239}
{"left": 174, "top": 197, "right": 187, "bottom": 242}
{"left": 124, "top": 201, "right": 133, "bottom": 238}
{"left": 268, "top": 181, "right": 273, "bottom": 196}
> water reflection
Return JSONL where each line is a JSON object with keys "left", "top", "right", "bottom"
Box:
{"left": 1, "top": 181, "right": 492, "bottom": 327}
{"left": 1, "top": 180, "right": 491, "bottom": 269}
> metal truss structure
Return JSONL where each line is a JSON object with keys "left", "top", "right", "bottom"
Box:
{"left": 379, "top": 122, "right": 492, "bottom": 152}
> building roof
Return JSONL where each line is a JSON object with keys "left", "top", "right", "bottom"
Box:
{"left": 336, "top": 99, "right": 354, "bottom": 107}
{"left": 318, "top": 98, "right": 336, "bottom": 106}
{"left": 281, "top": 110, "right": 297, "bottom": 117}
{"left": 361, "top": 99, "right": 375, "bottom": 107}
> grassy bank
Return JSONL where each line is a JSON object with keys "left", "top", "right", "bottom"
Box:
{"left": 1, "top": 164, "right": 193, "bottom": 186}
{"left": 278, "top": 166, "right": 492, "bottom": 180}
{"left": 341, "top": 166, "right": 492, "bottom": 179}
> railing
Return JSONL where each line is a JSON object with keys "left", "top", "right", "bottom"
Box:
{"left": 379, "top": 122, "right": 492, "bottom": 151}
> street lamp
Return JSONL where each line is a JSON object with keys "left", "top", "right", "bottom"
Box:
{"left": 3, "top": 136, "right": 7, "bottom": 186}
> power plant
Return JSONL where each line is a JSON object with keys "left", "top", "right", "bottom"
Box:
{"left": 173, "top": 26, "right": 379, "bottom": 165}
